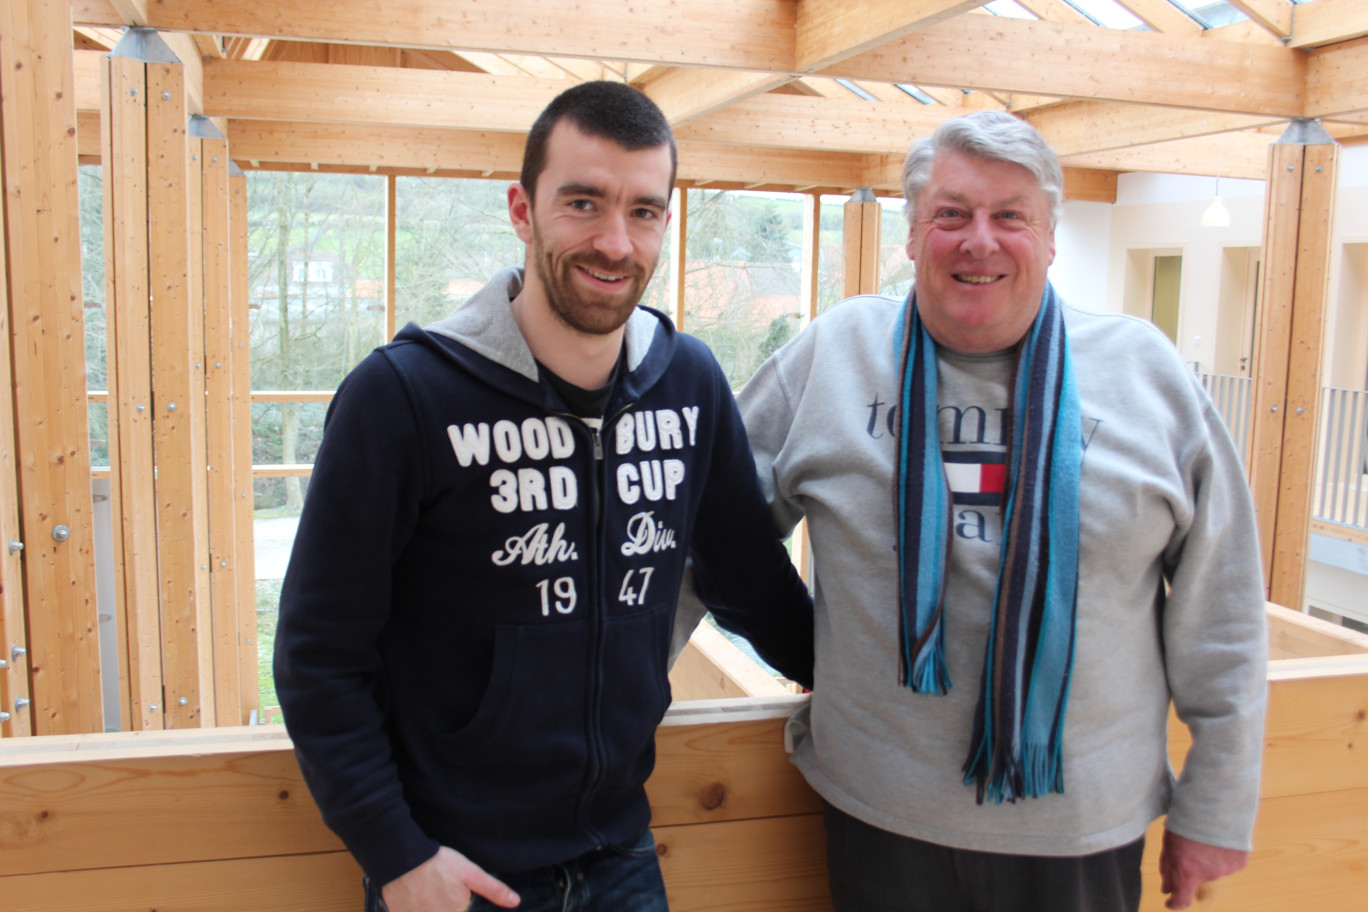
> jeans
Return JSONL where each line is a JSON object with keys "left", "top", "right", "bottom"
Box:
{"left": 364, "top": 828, "right": 669, "bottom": 912}
{"left": 823, "top": 802, "right": 1145, "bottom": 912}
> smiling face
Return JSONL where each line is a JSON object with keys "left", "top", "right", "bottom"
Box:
{"left": 907, "top": 149, "right": 1056, "bottom": 353}
{"left": 508, "top": 121, "right": 673, "bottom": 337}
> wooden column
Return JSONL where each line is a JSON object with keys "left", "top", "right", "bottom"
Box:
{"left": 194, "top": 116, "right": 244, "bottom": 725}
{"left": 102, "top": 29, "right": 213, "bottom": 730}
{"left": 1247, "top": 120, "right": 1339, "bottom": 609}
{"left": 0, "top": 0, "right": 103, "bottom": 735}
{"left": 842, "top": 188, "right": 881, "bottom": 297}
{"left": 229, "top": 162, "right": 259, "bottom": 724}
{"left": 670, "top": 186, "right": 688, "bottom": 328}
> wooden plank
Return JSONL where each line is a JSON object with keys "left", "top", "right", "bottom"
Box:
{"left": 1270, "top": 141, "right": 1338, "bottom": 609}
{"left": 1113, "top": 0, "right": 1203, "bottom": 35}
{"left": 1307, "top": 36, "right": 1368, "bottom": 123}
{"left": 1310, "top": 518, "right": 1368, "bottom": 547}
{"left": 0, "top": 0, "right": 104, "bottom": 736}
{"left": 1024, "top": 102, "right": 1282, "bottom": 157}
{"left": 823, "top": 15, "right": 1306, "bottom": 117}
{"left": 1289, "top": 0, "right": 1368, "bottom": 49}
{"left": 102, "top": 53, "right": 164, "bottom": 733}
{"left": 0, "top": 58, "right": 32, "bottom": 739}
{"left": 842, "top": 194, "right": 881, "bottom": 297}
{"left": 203, "top": 59, "right": 572, "bottom": 131}
{"left": 1060, "top": 130, "right": 1276, "bottom": 180}
{"left": 794, "top": 0, "right": 986, "bottom": 72}
{"left": 228, "top": 119, "right": 526, "bottom": 174}
{"left": 644, "top": 69, "right": 792, "bottom": 127}
{"left": 1247, "top": 142, "right": 1305, "bottom": 583}
{"left": 1062, "top": 167, "right": 1119, "bottom": 203}
{"left": 670, "top": 186, "right": 687, "bottom": 329}
{"left": 146, "top": 61, "right": 212, "bottom": 729}
{"left": 667, "top": 624, "right": 793, "bottom": 702}
{"left": 657, "top": 814, "right": 832, "bottom": 912}
{"left": 1267, "top": 602, "right": 1368, "bottom": 659}
{"left": 1137, "top": 788, "right": 1368, "bottom": 911}
{"left": 2, "top": 851, "right": 362, "bottom": 912}
{"left": 200, "top": 133, "right": 242, "bottom": 724}
{"left": 1226, "top": 0, "right": 1294, "bottom": 40}
{"left": 229, "top": 166, "right": 259, "bottom": 724}
{"left": 677, "top": 93, "right": 961, "bottom": 155}
{"left": 146, "top": 0, "right": 798, "bottom": 71}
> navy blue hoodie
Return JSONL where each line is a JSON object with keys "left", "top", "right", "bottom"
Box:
{"left": 274, "top": 268, "right": 814, "bottom": 886}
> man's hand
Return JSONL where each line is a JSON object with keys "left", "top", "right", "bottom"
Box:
{"left": 1158, "top": 828, "right": 1248, "bottom": 910}
{"left": 381, "top": 846, "right": 520, "bottom": 911}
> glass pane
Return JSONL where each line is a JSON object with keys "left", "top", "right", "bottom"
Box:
{"left": 683, "top": 189, "right": 804, "bottom": 388}
{"left": 246, "top": 171, "right": 387, "bottom": 392}
{"left": 879, "top": 197, "right": 915, "bottom": 301}
{"left": 817, "top": 195, "right": 848, "bottom": 316}
{"left": 1063, "top": 0, "right": 1144, "bottom": 28}
{"left": 394, "top": 176, "right": 522, "bottom": 328}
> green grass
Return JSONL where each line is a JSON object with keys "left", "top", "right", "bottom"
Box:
{"left": 256, "top": 578, "right": 284, "bottom": 714}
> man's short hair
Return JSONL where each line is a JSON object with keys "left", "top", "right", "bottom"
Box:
{"left": 901, "top": 111, "right": 1063, "bottom": 229}
{"left": 520, "top": 81, "right": 678, "bottom": 201}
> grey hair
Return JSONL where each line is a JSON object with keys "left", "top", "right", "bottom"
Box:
{"left": 901, "top": 111, "right": 1063, "bottom": 228}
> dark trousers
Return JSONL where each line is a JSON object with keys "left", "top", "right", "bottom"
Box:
{"left": 824, "top": 802, "right": 1145, "bottom": 912}
{"left": 364, "top": 828, "right": 668, "bottom": 912}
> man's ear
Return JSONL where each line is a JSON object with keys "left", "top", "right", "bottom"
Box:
{"left": 905, "top": 225, "right": 916, "bottom": 262}
{"left": 508, "top": 182, "right": 533, "bottom": 244}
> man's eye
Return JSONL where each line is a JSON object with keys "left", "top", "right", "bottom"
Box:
{"left": 937, "top": 208, "right": 964, "bottom": 219}
{"left": 633, "top": 208, "right": 660, "bottom": 220}
{"left": 999, "top": 211, "right": 1021, "bottom": 220}
{"left": 568, "top": 199, "right": 593, "bottom": 211}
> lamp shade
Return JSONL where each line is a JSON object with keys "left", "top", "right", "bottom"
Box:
{"left": 1200, "top": 196, "right": 1231, "bottom": 228}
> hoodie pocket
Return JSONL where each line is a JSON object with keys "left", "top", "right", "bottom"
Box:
{"left": 436, "top": 619, "right": 591, "bottom": 809}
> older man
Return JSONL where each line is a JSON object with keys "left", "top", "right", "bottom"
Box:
{"left": 707, "top": 111, "right": 1267, "bottom": 911}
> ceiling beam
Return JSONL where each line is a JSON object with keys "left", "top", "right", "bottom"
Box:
{"left": 643, "top": 69, "right": 793, "bottom": 126}
{"left": 677, "top": 93, "right": 960, "bottom": 155}
{"left": 1060, "top": 131, "right": 1275, "bottom": 178}
{"left": 1225, "top": 0, "right": 1293, "bottom": 40}
{"left": 1110, "top": 0, "right": 1202, "bottom": 36}
{"left": 1024, "top": 102, "right": 1284, "bottom": 156}
{"left": 821, "top": 15, "right": 1306, "bottom": 116}
{"left": 1012, "top": 0, "right": 1092, "bottom": 25}
{"left": 1307, "top": 35, "right": 1368, "bottom": 118}
{"left": 1289, "top": 0, "right": 1368, "bottom": 49}
{"left": 793, "top": 0, "right": 987, "bottom": 71}
{"left": 142, "top": 0, "right": 797, "bottom": 71}
{"left": 200, "top": 59, "right": 572, "bottom": 130}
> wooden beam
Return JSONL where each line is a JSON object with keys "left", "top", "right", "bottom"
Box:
{"left": 843, "top": 190, "right": 881, "bottom": 297}
{"left": 1060, "top": 131, "right": 1276, "bottom": 178}
{"left": 1061, "top": 167, "right": 1119, "bottom": 204}
{"left": 1289, "top": 0, "right": 1368, "bottom": 49}
{"left": 1226, "top": 0, "right": 1294, "bottom": 40}
{"left": 821, "top": 15, "right": 1307, "bottom": 117}
{"left": 143, "top": 0, "right": 798, "bottom": 71}
{"left": 1013, "top": 0, "right": 1092, "bottom": 24}
{"left": 202, "top": 59, "right": 570, "bottom": 130}
{"left": 793, "top": 0, "right": 987, "bottom": 71}
{"left": 1307, "top": 36, "right": 1368, "bottom": 119}
{"left": 227, "top": 119, "right": 526, "bottom": 173}
{"left": 644, "top": 69, "right": 792, "bottom": 126}
{"left": 106, "top": 0, "right": 148, "bottom": 26}
{"left": 1, "top": 0, "right": 104, "bottom": 735}
{"left": 101, "top": 51, "right": 164, "bottom": 732}
{"left": 677, "top": 93, "right": 962, "bottom": 155}
{"left": 1111, "top": 0, "right": 1202, "bottom": 35}
{"left": 1024, "top": 102, "right": 1283, "bottom": 157}
{"left": 228, "top": 163, "right": 257, "bottom": 725}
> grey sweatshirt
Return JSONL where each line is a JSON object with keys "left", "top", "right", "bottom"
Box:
{"left": 736, "top": 292, "right": 1267, "bottom": 856}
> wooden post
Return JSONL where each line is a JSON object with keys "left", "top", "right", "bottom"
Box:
{"left": 1247, "top": 120, "right": 1339, "bottom": 610}
{"left": 194, "top": 116, "right": 243, "bottom": 725}
{"left": 103, "top": 29, "right": 214, "bottom": 729}
{"left": 385, "top": 173, "right": 397, "bottom": 344}
{"left": 229, "top": 162, "right": 259, "bottom": 724}
{"left": 0, "top": 0, "right": 103, "bottom": 735}
{"left": 842, "top": 188, "right": 881, "bottom": 298}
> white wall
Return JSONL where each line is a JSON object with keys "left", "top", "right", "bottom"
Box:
{"left": 1050, "top": 200, "right": 1111, "bottom": 313}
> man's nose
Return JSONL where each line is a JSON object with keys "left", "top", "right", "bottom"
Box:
{"left": 959, "top": 211, "right": 999, "bottom": 257}
{"left": 594, "top": 212, "right": 633, "bottom": 261}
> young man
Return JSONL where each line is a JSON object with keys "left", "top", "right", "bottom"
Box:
{"left": 684, "top": 111, "right": 1267, "bottom": 912}
{"left": 274, "top": 81, "right": 812, "bottom": 912}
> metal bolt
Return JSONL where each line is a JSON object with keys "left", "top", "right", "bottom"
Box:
{"left": 161, "top": 91, "right": 172, "bottom": 100}
{"left": 0, "top": 659, "right": 7, "bottom": 669}
{"left": 245, "top": 638, "right": 253, "bottom": 644}
{"left": 1296, "top": 407, "right": 1305, "bottom": 415}
{"left": 1270, "top": 405, "right": 1279, "bottom": 412}
{"left": 149, "top": 704, "right": 159, "bottom": 712}
{"left": 15, "top": 698, "right": 29, "bottom": 710}
{"left": 1316, "top": 166, "right": 1323, "bottom": 173}
{"left": 167, "top": 402, "right": 177, "bottom": 412}
{"left": 136, "top": 403, "right": 145, "bottom": 413}
{"left": 12, "top": 645, "right": 26, "bottom": 662}
{"left": 0, "top": 712, "right": 9, "bottom": 723}
{"left": 219, "top": 560, "right": 227, "bottom": 567}
{"left": 7, "top": 539, "right": 21, "bottom": 555}
{"left": 52, "top": 525, "right": 70, "bottom": 543}
{"left": 178, "top": 697, "right": 189, "bottom": 706}
{"left": 215, "top": 362, "right": 222, "bottom": 368}
{"left": 129, "top": 87, "right": 138, "bottom": 97}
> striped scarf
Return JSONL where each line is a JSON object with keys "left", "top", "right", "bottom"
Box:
{"left": 893, "top": 282, "right": 1081, "bottom": 803}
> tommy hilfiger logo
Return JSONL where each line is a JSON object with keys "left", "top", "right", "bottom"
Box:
{"left": 944, "top": 451, "right": 1006, "bottom": 507}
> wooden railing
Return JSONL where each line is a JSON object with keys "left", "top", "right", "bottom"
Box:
{"left": 2, "top": 606, "right": 1366, "bottom": 911}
